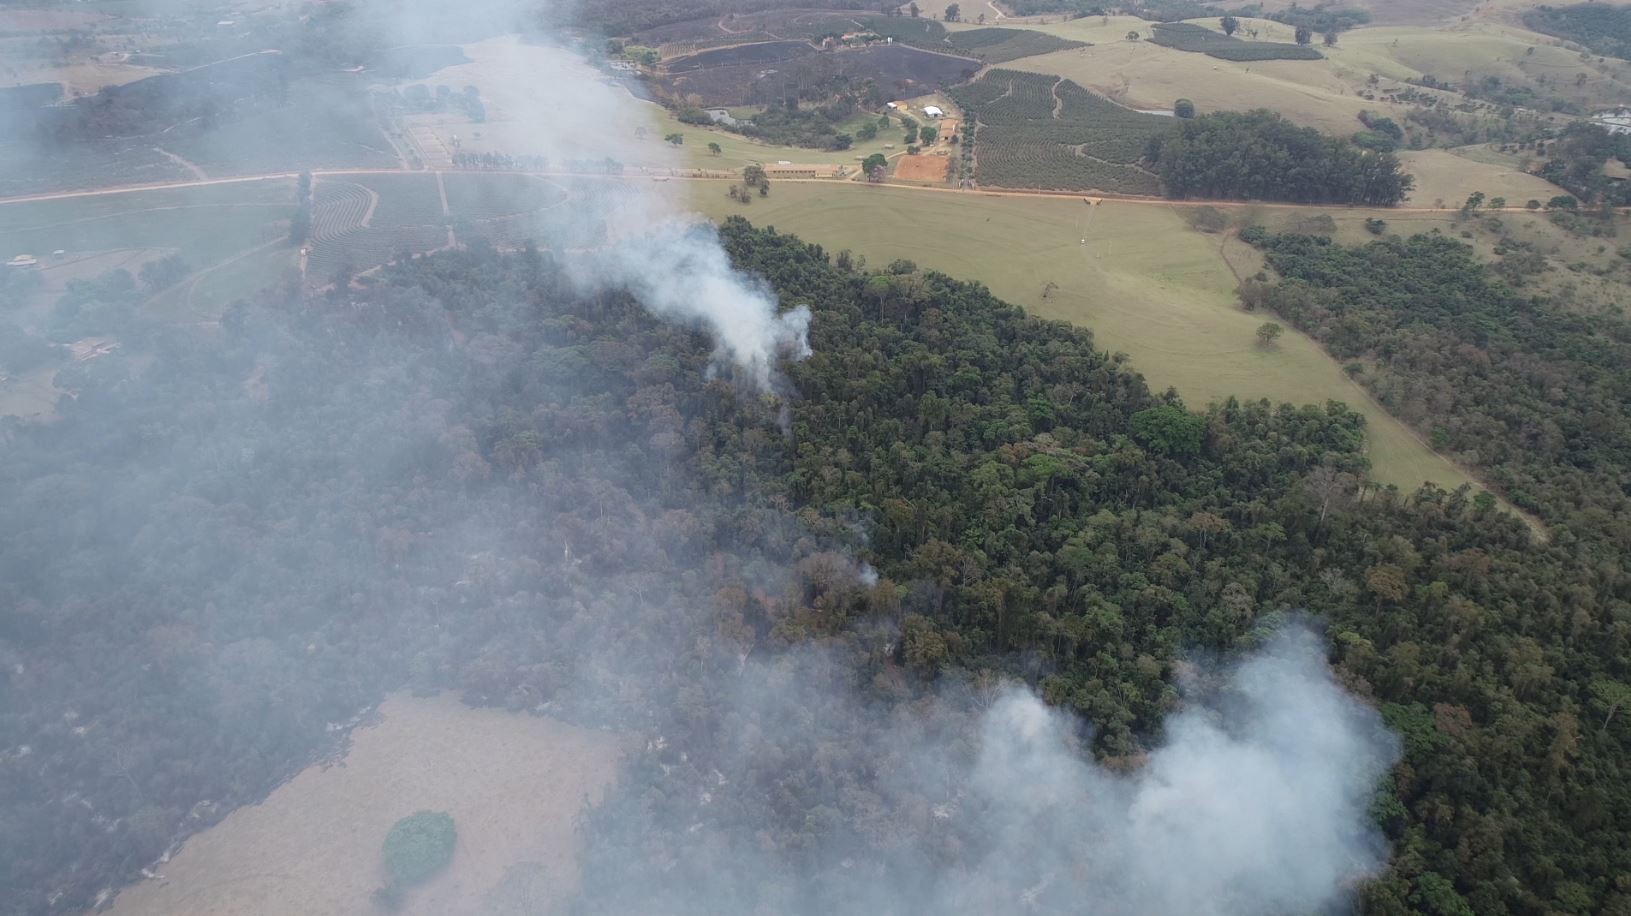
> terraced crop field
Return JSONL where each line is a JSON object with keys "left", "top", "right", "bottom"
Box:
{"left": 304, "top": 173, "right": 448, "bottom": 284}
{"left": 945, "top": 27, "right": 1087, "bottom": 64}
{"left": 311, "top": 180, "right": 375, "bottom": 240}
{"left": 661, "top": 43, "right": 978, "bottom": 107}
{"left": 950, "top": 69, "right": 1168, "bottom": 193}
{"left": 444, "top": 173, "right": 571, "bottom": 247}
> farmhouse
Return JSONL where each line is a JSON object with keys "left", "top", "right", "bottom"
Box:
{"left": 923, "top": 105, "right": 944, "bottom": 118}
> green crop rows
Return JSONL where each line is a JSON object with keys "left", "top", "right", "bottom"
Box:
{"left": 950, "top": 69, "right": 1169, "bottom": 193}
{"left": 946, "top": 27, "right": 1087, "bottom": 64}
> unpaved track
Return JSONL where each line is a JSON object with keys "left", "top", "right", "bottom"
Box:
{"left": 0, "top": 166, "right": 1577, "bottom": 215}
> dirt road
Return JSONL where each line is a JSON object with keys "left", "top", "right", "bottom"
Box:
{"left": 0, "top": 166, "right": 1570, "bottom": 215}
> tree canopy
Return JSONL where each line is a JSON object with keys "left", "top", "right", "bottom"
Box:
{"left": 1145, "top": 109, "right": 1413, "bottom": 205}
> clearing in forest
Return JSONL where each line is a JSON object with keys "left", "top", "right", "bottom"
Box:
{"left": 102, "top": 693, "right": 622, "bottom": 916}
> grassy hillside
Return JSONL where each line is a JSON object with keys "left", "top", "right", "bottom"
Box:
{"left": 997, "top": 40, "right": 1401, "bottom": 135}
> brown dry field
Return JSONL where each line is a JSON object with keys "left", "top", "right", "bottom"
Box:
{"left": 893, "top": 154, "right": 951, "bottom": 182}
{"left": 103, "top": 693, "right": 623, "bottom": 916}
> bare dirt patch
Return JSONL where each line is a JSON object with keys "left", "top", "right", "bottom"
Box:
{"left": 894, "top": 154, "right": 951, "bottom": 182}
{"left": 102, "top": 693, "right": 623, "bottom": 916}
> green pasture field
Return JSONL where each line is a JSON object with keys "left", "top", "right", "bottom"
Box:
{"left": 0, "top": 179, "right": 296, "bottom": 262}
{"left": 691, "top": 180, "right": 1485, "bottom": 494}
{"left": 0, "top": 178, "right": 299, "bottom": 320}
{"left": 1398, "top": 148, "right": 1564, "bottom": 207}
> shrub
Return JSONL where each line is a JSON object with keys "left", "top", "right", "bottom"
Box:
{"left": 382, "top": 811, "right": 457, "bottom": 890}
{"left": 1130, "top": 405, "right": 1205, "bottom": 457}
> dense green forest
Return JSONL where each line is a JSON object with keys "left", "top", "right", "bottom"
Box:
{"left": 1242, "top": 228, "right": 1631, "bottom": 534}
{"left": 1145, "top": 109, "right": 1414, "bottom": 205}
{"left": 1524, "top": 3, "right": 1631, "bottom": 61}
{"left": 3, "top": 222, "right": 1630, "bottom": 915}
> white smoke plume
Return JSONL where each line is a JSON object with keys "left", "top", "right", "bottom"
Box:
{"left": 946, "top": 623, "right": 1399, "bottom": 915}
{"left": 361, "top": 0, "right": 813, "bottom": 391}
{"left": 580, "top": 221, "right": 812, "bottom": 392}
{"left": 587, "top": 621, "right": 1399, "bottom": 914}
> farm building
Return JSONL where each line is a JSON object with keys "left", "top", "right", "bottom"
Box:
{"left": 923, "top": 105, "right": 944, "bottom": 118}
{"left": 764, "top": 164, "right": 841, "bottom": 179}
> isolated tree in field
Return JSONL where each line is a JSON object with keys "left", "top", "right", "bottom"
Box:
{"left": 905, "top": 126, "right": 920, "bottom": 145}
{"left": 375, "top": 811, "right": 456, "bottom": 908}
{"left": 863, "top": 152, "right": 889, "bottom": 176}
{"left": 1174, "top": 98, "right": 1196, "bottom": 119}
{"left": 1127, "top": 30, "right": 1141, "bottom": 41}
{"left": 1489, "top": 196, "right": 1506, "bottom": 209}
{"left": 1295, "top": 25, "right": 1313, "bottom": 45}
{"left": 743, "top": 164, "right": 768, "bottom": 189}
{"left": 1462, "top": 191, "right": 1485, "bottom": 214}
{"left": 909, "top": 2, "right": 920, "bottom": 17}
{"left": 920, "top": 125, "right": 938, "bottom": 145}
{"left": 945, "top": 3, "right": 960, "bottom": 21}
{"left": 1220, "top": 15, "right": 1239, "bottom": 36}
{"left": 977, "top": 12, "right": 986, "bottom": 23}
{"left": 1042, "top": 281, "right": 1059, "bottom": 299}
{"left": 707, "top": 142, "right": 722, "bottom": 156}
{"left": 664, "top": 132, "right": 684, "bottom": 145}
{"left": 858, "top": 121, "right": 878, "bottom": 141}
{"left": 1256, "top": 321, "right": 1284, "bottom": 346}
{"left": 1323, "top": 29, "right": 1338, "bottom": 47}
